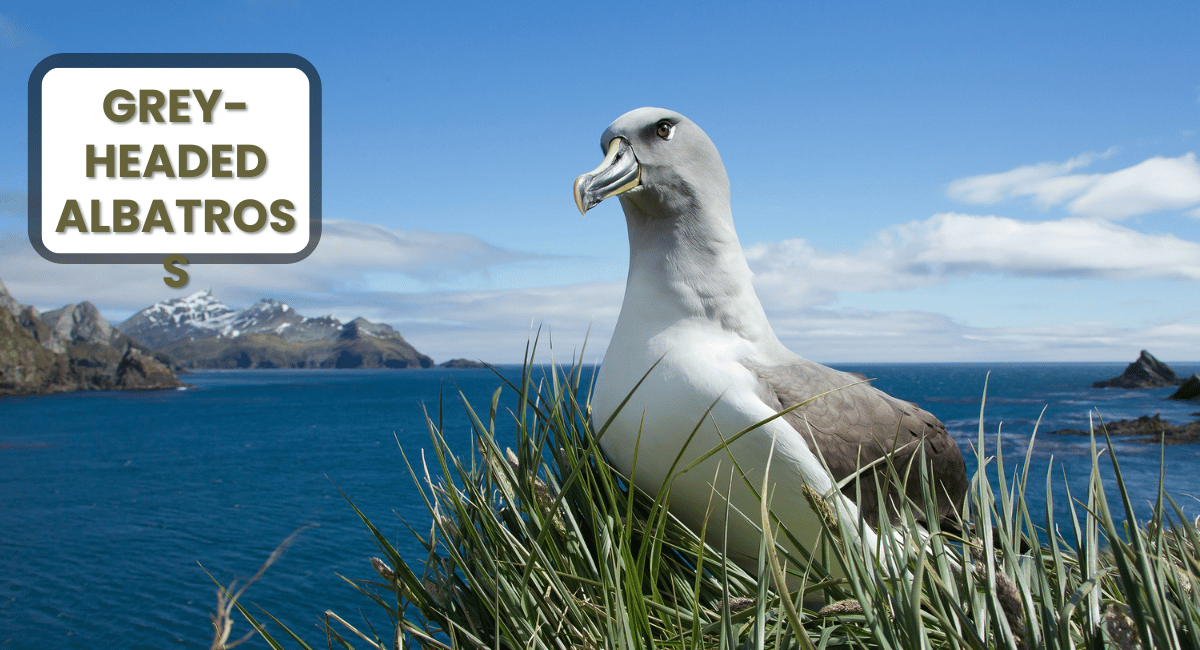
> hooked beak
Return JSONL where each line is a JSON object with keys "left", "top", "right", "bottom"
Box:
{"left": 573, "top": 137, "right": 640, "bottom": 215}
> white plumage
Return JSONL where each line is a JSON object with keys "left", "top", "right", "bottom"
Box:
{"left": 574, "top": 108, "right": 967, "bottom": 582}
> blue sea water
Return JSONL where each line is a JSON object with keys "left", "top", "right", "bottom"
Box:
{"left": 2, "top": 362, "right": 1199, "bottom": 648}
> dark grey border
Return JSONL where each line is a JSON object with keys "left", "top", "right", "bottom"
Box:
{"left": 28, "top": 53, "right": 322, "bottom": 264}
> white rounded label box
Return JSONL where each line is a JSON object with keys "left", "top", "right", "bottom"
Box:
{"left": 29, "top": 53, "right": 321, "bottom": 264}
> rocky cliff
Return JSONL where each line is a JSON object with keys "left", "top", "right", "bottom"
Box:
{"left": 1171, "top": 374, "right": 1200, "bottom": 401}
{"left": 0, "top": 280, "right": 186, "bottom": 396}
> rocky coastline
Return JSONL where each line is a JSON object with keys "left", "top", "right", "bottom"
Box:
{"left": 1044, "top": 350, "right": 1200, "bottom": 444}
{"left": 1, "top": 280, "right": 187, "bottom": 396}
{"left": 1047, "top": 414, "right": 1200, "bottom": 444}
{"left": 1, "top": 282, "right": 493, "bottom": 397}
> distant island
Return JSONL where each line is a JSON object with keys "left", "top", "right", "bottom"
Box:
{"left": 119, "top": 290, "right": 435, "bottom": 370}
{"left": 1, "top": 282, "right": 490, "bottom": 396}
{"left": 439, "top": 358, "right": 489, "bottom": 368}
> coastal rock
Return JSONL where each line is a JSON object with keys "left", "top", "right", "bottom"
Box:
{"left": 114, "top": 345, "right": 185, "bottom": 390}
{"left": 65, "top": 339, "right": 184, "bottom": 391}
{"left": 1047, "top": 414, "right": 1200, "bottom": 444}
{"left": 0, "top": 279, "right": 20, "bottom": 314}
{"left": 1171, "top": 374, "right": 1200, "bottom": 401}
{"left": 1092, "top": 350, "right": 1184, "bottom": 389}
{"left": 0, "top": 300, "right": 77, "bottom": 395}
{"left": 0, "top": 281, "right": 187, "bottom": 396}
{"left": 41, "top": 301, "right": 121, "bottom": 347}
{"left": 16, "top": 305, "right": 66, "bottom": 353}
{"left": 41, "top": 301, "right": 183, "bottom": 374}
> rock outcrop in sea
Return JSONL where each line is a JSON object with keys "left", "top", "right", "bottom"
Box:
{"left": 1092, "top": 350, "right": 1185, "bottom": 389}
{"left": 121, "top": 290, "right": 434, "bottom": 370}
{"left": 0, "top": 280, "right": 186, "bottom": 396}
{"left": 1171, "top": 373, "right": 1200, "bottom": 401}
{"left": 1047, "top": 414, "right": 1200, "bottom": 444}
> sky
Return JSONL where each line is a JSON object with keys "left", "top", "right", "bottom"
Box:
{"left": 1, "top": 1, "right": 1198, "bottom": 364}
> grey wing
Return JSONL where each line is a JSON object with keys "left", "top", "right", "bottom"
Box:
{"left": 749, "top": 359, "right": 968, "bottom": 529}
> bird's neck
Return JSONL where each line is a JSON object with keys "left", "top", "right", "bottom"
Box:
{"left": 618, "top": 196, "right": 774, "bottom": 342}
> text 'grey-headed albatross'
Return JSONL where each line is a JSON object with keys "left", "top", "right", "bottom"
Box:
{"left": 574, "top": 107, "right": 968, "bottom": 584}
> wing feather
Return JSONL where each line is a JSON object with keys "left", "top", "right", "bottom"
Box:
{"left": 748, "top": 359, "right": 968, "bottom": 528}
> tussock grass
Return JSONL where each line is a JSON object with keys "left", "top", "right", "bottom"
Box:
{"left": 216, "top": 352, "right": 1200, "bottom": 649}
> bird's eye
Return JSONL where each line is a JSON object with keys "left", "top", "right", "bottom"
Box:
{"left": 655, "top": 120, "right": 675, "bottom": 140}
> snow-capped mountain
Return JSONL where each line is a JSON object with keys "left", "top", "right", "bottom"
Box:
{"left": 120, "top": 290, "right": 345, "bottom": 349}
{"left": 118, "top": 290, "right": 240, "bottom": 349}
{"left": 119, "top": 291, "right": 433, "bottom": 369}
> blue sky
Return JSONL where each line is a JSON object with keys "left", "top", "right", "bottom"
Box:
{"left": 2, "top": 2, "right": 1198, "bottom": 363}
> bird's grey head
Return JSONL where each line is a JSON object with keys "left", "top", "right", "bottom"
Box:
{"left": 574, "top": 107, "right": 729, "bottom": 217}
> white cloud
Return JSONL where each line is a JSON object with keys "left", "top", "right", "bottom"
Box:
{"left": 758, "top": 307, "right": 1200, "bottom": 363}
{"left": 948, "top": 151, "right": 1200, "bottom": 220}
{"left": 347, "top": 282, "right": 623, "bottom": 364}
{"left": 0, "top": 219, "right": 548, "bottom": 315}
{"left": 3, "top": 212, "right": 1197, "bottom": 364}
{"left": 311, "top": 221, "right": 539, "bottom": 280}
{"left": 1066, "top": 154, "right": 1200, "bottom": 219}
{"left": 886, "top": 213, "right": 1200, "bottom": 279}
{"left": 747, "top": 212, "right": 1200, "bottom": 310}
{"left": 946, "top": 151, "right": 1108, "bottom": 206}
{"left": 698, "top": 212, "right": 1200, "bottom": 362}
{"left": 0, "top": 220, "right": 612, "bottom": 364}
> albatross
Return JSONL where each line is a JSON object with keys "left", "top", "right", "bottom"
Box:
{"left": 574, "top": 107, "right": 968, "bottom": 582}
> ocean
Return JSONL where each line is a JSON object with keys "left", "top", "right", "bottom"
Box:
{"left": 2, "top": 362, "right": 1199, "bottom": 648}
